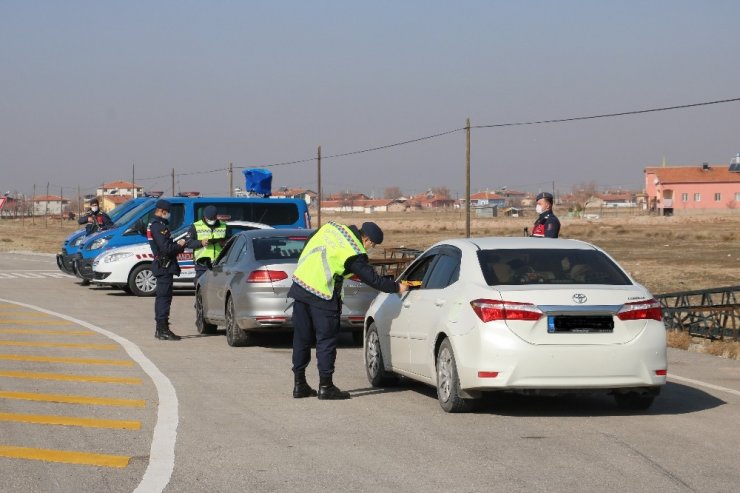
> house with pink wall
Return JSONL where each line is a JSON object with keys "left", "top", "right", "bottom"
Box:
{"left": 644, "top": 158, "right": 740, "bottom": 215}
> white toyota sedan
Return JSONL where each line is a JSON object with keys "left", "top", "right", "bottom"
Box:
{"left": 364, "top": 237, "right": 667, "bottom": 413}
{"left": 92, "top": 221, "right": 272, "bottom": 296}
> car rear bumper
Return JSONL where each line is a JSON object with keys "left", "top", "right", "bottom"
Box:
{"left": 452, "top": 326, "right": 667, "bottom": 392}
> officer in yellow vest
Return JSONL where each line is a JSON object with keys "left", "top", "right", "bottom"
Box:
{"left": 185, "top": 205, "right": 228, "bottom": 284}
{"left": 289, "top": 221, "right": 409, "bottom": 400}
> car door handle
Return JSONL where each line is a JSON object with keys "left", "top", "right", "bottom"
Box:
{"left": 434, "top": 299, "right": 446, "bottom": 307}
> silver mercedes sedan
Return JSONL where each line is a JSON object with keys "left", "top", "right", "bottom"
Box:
{"left": 195, "top": 228, "right": 378, "bottom": 346}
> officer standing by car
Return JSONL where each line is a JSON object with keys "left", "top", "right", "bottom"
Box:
{"left": 531, "top": 192, "right": 560, "bottom": 238}
{"left": 147, "top": 199, "right": 186, "bottom": 341}
{"left": 289, "top": 221, "right": 409, "bottom": 400}
{"left": 78, "top": 197, "right": 113, "bottom": 233}
{"left": 184, "top": 205, "right": 227, "bottom": 284}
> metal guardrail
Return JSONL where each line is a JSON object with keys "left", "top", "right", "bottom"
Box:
{"left": 655, "top": 286, "right": 740, "bottom": 341}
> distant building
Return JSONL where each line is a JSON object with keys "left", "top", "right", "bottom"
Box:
{"left": 320, "top": 198, "right": 394, "bottom": 213}
{"left": 96, "top": 181, "right": 144, "bottom": 198}
{"left": 272, "top": 187, "right": 318, "bottom": 207}
{"left": 470, "top": 191, "right": 506, "bottom": 207}
{"left": 645, "top": 156, "right": 740, "bottom": 214}
{"left": 33, "top": 195, "right": 70, "bottom": 216}
{"left": 100, "top": 194, "right": 133, "bottom": 212}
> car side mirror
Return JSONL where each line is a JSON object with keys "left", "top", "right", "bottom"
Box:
{"left": 196, "top": 257, "right": 213, "bottom": 270}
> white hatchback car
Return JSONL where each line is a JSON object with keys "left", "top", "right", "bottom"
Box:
{"left": 364, "top": 237, "right": 667, "bottom": 413}
{"left": 91, "top": 221, "right": 271, "bottom": 296}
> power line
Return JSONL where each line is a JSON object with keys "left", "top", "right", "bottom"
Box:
{"left": 473, "top": 97, "right": 740, "bottom": 129}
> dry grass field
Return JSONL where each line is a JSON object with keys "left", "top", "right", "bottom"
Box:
{"left": 1, "top": 210, "right": 738, "bottom": 357}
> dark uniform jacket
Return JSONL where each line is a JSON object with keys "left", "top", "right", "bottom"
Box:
{"left": 147, "top": 216, "right": 184, "bottom": 276}
{"left": 78, "top": 210, "right": 113, "bottom": 233}
{"left": 288, "top": 225, "right": 399, "bottom": 311}
{"left": 532, "top": 210, "right": 561, "bottom": 238}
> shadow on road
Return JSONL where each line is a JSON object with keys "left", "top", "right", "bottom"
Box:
{"left": 384, "top": 380, "right": 725, "bottom": 417}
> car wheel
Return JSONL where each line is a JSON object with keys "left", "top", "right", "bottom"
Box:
{"left": 436, "top": 338, "right": 475, "bottom": 413}
{"left": 80, "top": 279, "right": 91, "bottom": 286}
{"left": 121, "top": 285, "right": 133, "bottom": 294}
{"left": 128, "top": 263, "right": 156, "bottom": 297}
{"left": 225, "top": 295, "right": 249, "bottom": 347}
{"left": 365, "top": 323, "right": 398, "bottom": 387}
{"left": 195, "top": 290, "right": 217, "bottom": 334}
{"left": 614, "top": 391, "right": 656, "bottom": 411}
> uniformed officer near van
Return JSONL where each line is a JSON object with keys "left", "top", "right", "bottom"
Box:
{"left": 531, "top": 192, "right": 560, "bottom": 238}
{"left": 147, "top": 199, "right": 186, "bottom": 341}
{"left": 184, "top": 205, "right": 227, "bottom": 284}
{"left": 289, "top": 221, "right": 409, "bottom": 400}
{"left": 78, "top": 197, "right": 113, "bottom": 233}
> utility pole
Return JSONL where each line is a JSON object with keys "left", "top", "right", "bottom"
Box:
{"left": 171, "top": 168, "right": 175, "bottom": 196}
{"left": 132, "top": 163, "right": 136, "bottom": 198}
{"left": 77, "top": 185, "right": 81, "bottom": 218}
{"left": 465, "top": 118, "right": 471, "bottom": 238}
{"left": 45, "top": 182, "right": 49, "bottom": 228}
{"left": 60, "top": 186, "right": 64, "bottom": 228}
{"left": 229, "top": 162, "right": 233, "bottom": 197}
{"left": 32, "top": 184, "right": 36, "bottom": 224}
{"left": 317, "top": 145, "right": 322, "bottom": 227}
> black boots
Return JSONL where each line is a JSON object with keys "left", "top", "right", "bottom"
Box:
{"left": 318, "top": 376, "right": 350, "bottom": 400}
{"left": 155, "top": 321, "right": 181, "bottom": 341}
{"left": 292, "top": 372, "right": 317, "bottom": 398}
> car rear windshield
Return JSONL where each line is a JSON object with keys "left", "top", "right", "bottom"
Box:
{"left": 252, "top": 236, "right": 308, "bottom": 261}
{"left": 477, "top": 248, "right": 632, "bottom": 286}
{"left": 195, "top": 203, "right": 301, "bottom": 227}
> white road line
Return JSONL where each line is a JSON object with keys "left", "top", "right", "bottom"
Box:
{"left": 669, "top": 373, "right": 740, "bottom": 397}
{"left": 0, "top": 298, "right": 177, "bottom": 493}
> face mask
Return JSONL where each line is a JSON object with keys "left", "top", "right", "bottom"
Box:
{"left": 162, "top": 212, "right": 171, "bottom": 221}
{"left": 205, "top": 218, "right": 217, "bottom": 226}
{"left": 91, "top": 206, "right": 99, "bottom": 213}
{"left": 535, "top": 204, "right": 544, "bottom": 215}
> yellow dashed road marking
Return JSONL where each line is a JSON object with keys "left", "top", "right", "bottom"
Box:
{"left": 0, "top": 390, "right": 145, "bottom": 407}
{"left": 0, "top": 445, "right": 130, "bottom": 468}
{"left": 0, "top": 354, "right": 134, "bottom": 366}
{"left": 0, "top": 370, "right": 141, "bottom": 385}
{"left": 0, "top": 328, "right": 95, "bottom": 336}
{"left": 0, "top": 411, "right": 140, "bottom": 430}
{"left": 0, "top": 320, "right": 73, "bottom": 325}
{"left": 0, "top": 340, "right": 117, "bottom": 350}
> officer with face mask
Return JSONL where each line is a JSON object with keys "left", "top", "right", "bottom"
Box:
{"left": 532, "top": 192, "right": 560, "bottom": 238}
{"left": 147, "top": 199, "right": 186, "bottom": 340}
{"left": 185, "top": 205, "right": 228, "bottom": 284}
{"left": 78, "top": 197, "right": 113, "bottom": 234}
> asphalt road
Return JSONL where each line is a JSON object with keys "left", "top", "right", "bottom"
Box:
{"left": 0, "top": 252, "right": 739, "bottom": 493}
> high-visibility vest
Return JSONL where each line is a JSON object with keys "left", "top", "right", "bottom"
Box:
{"left": 292, "top": 222, "right": 365, "bottom": 300}
{"left": 193, "top": 220, "right": 227, "bottom": 261}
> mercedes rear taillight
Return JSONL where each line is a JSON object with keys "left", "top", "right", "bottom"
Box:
{"left": 470, "top": 299, "right": 543, "bottom": 322}
{"left": 617, "top": 299, "right": 663, "bottom": 321}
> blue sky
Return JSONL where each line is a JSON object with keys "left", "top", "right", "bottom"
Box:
{"left": 2, "top": 1, "right": 739, "bottom": 198}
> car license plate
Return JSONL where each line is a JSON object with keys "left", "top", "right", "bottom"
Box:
{"left": 548, "top": 315, "right": 614, "bottom": 333}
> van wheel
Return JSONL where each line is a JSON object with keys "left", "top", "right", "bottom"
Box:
{"left": 436, "top": 338, "right": 476, "bottom": 413}
{"left": 225, "top": 295, "right": 249, "bottom": 347}
{"left": 195, "top": 290, "right": 217, "bottom": 334}
{"left": 129, "top": 263, "right": 156, "bottom": 297}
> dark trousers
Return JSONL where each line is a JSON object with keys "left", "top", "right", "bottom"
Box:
{"left": 291, "top": 300, "right": 341, "bottom": 378}
{"left": 154, "top": 273, "right": 174, "bottom": 323}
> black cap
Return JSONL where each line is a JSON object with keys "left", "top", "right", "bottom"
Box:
{"left": 203, "top": 205, "right": 217, "bottom": 220}
{"left": 535, "top": 192, "right": 553, "bottom": 202}
{"left": 89, "top": 198, "right": 99, "bottom": 205}
{"left": 361, "top": 222, "right": 384, "bottom": 245}
{"left": 155, "top": 199, "right": 172, "bottom": 211}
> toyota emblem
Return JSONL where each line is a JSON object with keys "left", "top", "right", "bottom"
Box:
{"left": 572, "top": 293, "right": 587, "bottom": 304}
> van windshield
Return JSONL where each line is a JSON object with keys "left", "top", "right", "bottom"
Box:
{"left": 194, "top": 202, "right": 301, "bottom": 227}
{"left": 113, "top": 200, "right": 154, "bottom": 227}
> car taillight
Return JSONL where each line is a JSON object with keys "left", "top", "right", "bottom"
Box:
{"left": 349, "top": 275, "right": 361, "bottom": 282}
{"left": 617, "top": 299, "right": 663, "bottom": 321}
{"left": 470, "top": 299, "right": 543, "bottom": 322}
{"left": 246, "top": 270, "right": 289, "bottom": 283}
